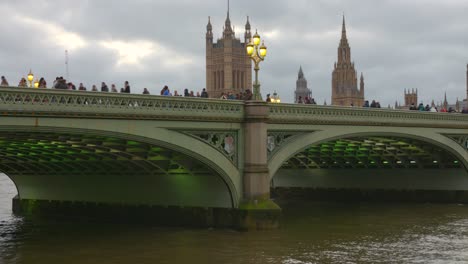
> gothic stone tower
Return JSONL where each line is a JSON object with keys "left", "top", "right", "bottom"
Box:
{"left": 404, "top": 88, "right": 418, "bottom": 106}
{"left": 295, "top": 66, "right": 311, "bottom": 102}
{"left": 331, "top": 16, "right": 365, "bottom": 107}
{"left": 206, "top": 10, "right": 252, "bottom": 98}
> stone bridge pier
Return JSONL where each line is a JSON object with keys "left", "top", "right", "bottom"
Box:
{"left": 240, "top": 101, "right": 281, "bottom": 229}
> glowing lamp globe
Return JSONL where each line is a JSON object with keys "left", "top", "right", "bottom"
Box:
{"left": 253, "top": 31, "right": 261, "bottom": 46}
{"left": 27, "top": 70, "right": 34, "bottom": 83}
{"left": 246, "top": 42, "right": 254, "bottom": 56}
{"left": 259, "top": 43, "right": 267, "bottom": 57}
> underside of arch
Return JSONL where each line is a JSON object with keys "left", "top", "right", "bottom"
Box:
{"left": 0, "top": 131, "right": 234, "bottom": 208}
{"left": 272, "top": 135, "right": 468, "bottom": 191}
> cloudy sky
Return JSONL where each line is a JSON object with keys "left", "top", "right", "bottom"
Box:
{"left": 0, "top": 0, "right": 467, "bottom": 106}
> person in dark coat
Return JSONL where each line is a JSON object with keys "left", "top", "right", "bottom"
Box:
{"left": 201, "top": 88, "right": 209, "bottom": 98}
{"left": 124, "top": 81, "right": 130, "bottom": 93}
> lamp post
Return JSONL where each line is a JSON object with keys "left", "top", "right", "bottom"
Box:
{"left": 27, "top": 70, "right": 34, "bottom": 88}
{"left": 271, "top": 90, "right": 280, "bottom": 103}
{"left": 246, "top": 30, "right": 267, "bottom": 101}
{"left": 34, "top": 79, "right": 39, "bottom": 88}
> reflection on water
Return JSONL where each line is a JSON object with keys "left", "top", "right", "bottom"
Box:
{"left": 1, "top": 173, "right": 468, "bottom": 264}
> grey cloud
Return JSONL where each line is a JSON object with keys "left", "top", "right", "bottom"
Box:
{"left": 0, "top": 0, "right": 467, "bottom": 105}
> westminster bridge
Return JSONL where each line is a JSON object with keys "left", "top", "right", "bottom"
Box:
{"left": 1, "top": 87, "right": 468, "bottom": 229}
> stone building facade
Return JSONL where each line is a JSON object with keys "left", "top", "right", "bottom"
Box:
{"left": 294, "top": 66, "right": 311, "bottom": 103}
{"left": 205, "top": 11, "right": 252, "bottom": 98}
{"left": 331, "top": 16, "right": 365, "bottom": 107}
{"left": 395, "top": 88, "right": 418, "bottom": 109}
{"left": 405, "top": 88, "right": 418, "bottom": 106}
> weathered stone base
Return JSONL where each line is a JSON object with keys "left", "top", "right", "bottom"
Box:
{"left": 272, "top": 187, "right": 468, "bottom": 203}
{"left": 237, "top": 199, "right": 282, "bottom": 230}
{"left": 12, "top": 196, "right": 282, "bottom": 230}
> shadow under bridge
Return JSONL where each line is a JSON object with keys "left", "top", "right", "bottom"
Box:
{"left": 0, "top": 131, "right": 235, "bottom": 208}
{"left": 271, "top": 135, "right": 468, "bottom": 192}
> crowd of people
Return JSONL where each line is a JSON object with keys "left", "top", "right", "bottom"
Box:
{"left": 2, "top": 75, "right": 468, "bottom": 113}
{"left": 0, "top": 75, "right": 209, "bottom": 97}
{"left": 362, "top": 100, "right": 382, "bottom": 108}
{"left": 407, "top": 103, "right": 466, "bottom": 113}
{"left": 0, "top": 75, "right": 262, "bottom": 100}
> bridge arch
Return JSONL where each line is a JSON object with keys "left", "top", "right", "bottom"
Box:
{"left": 269, "top": 127, "right": 468, "bottom": 181}
{"left": 0, "top": 124, "right": 240, "bottom": 208}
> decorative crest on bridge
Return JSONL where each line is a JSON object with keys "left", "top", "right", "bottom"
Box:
{"left": 267, "top": 132, "right": 307, "bottom": 159}
{"left": 181, "top": 131, "right": 238, "bottom": 165}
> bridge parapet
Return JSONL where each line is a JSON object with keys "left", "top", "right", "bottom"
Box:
{"left": 269, "top": 103, "right": 468, "bottom": 128}
{"left": 2, "top": 87, "right": 468, "bottom": 128}
{"left": 0, "top": 87, "right": 244, "bottom": 122}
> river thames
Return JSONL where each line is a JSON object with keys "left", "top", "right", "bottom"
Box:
{"left": 1, "top": 173, "right": 468, "bottom": 264}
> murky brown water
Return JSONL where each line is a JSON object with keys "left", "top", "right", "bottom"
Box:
{"left": 1, "top": 173, "right": 468, "bottom": 264}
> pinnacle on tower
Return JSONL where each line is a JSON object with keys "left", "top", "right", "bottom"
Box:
{"left": 244, "top": 16, "right": 252, "bottom": 42}
{"left": 207, "top": 16, "right": 212, "bottom": 31}
{"left": 225, "top": 0, "right": 231, "bottom": 27}
{"left": 298, "top": 66, "right": 304, "bottom": 78}
{"left": 341, "top": 14, "right": 347, "bottom": 40}
{"left": 206, "top": 16, "right": 213, "bottom": 41}
{"left": 223, "top": 0, "right": 233, "bottom": 38}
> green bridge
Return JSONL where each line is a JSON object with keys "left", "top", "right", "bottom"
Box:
{"left": 1, "top": 87, "right": 468, "bottom": 229}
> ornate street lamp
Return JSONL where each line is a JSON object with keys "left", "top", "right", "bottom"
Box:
{"left": 27, "top": 70, "right": 34, "bottom": 88}
{"left": 34, "top": 79, "right": 39, "bottom": 88}
{"left": 271, "top": 90, "right": 280, "bottom": 103}
{"left": 246, "top": 30, "right": 267, "bottom": 101}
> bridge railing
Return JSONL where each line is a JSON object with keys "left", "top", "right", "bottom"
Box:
{"left": 0, "top": 87, "right": 244, "bottom": 121}
{"left": 2, "top": 87, "right": 468, "bottom": 127}
{"left": 269, "top": 103, "right": 468, "bottom": 128}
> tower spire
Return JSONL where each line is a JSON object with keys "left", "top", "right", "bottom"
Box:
{"left": 223, "top": 0, "right": 233, "bottom": 38}
{"left": 342, "top": 14, "right": 347, "bottom": 40}
{"left": 207, "top": 16, "right": 212, "bottom": 31}
{"left": 244, "top": 16, "right": 251, "bottom": 42}
{"left": 443, "top": 91, "right": 448, "bottom": 110}
{"left": 206, "top": 16, "right": 213, "bottom": 41}
{"left": 360, "top": 72, "right": 364, "bottom": 95}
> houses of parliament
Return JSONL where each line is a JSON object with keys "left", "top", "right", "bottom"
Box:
{"left": 205, "top": 9, "right": 252, "bottom": 98}
{"left": 205, "top": 8, "right": 467, "bottom": 109}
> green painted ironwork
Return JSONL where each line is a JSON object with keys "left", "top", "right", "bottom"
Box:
{"left": 181, "top": 130, "right": 238, "bottom": 165}
{"left": 282, "top": 136, "right": 461, "bottom": 170}
{"left": 0, "top": 132, "right": 216, "bottom": 176}
{"left": 0, "top": 131, "right": 234, "bottom": 208}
